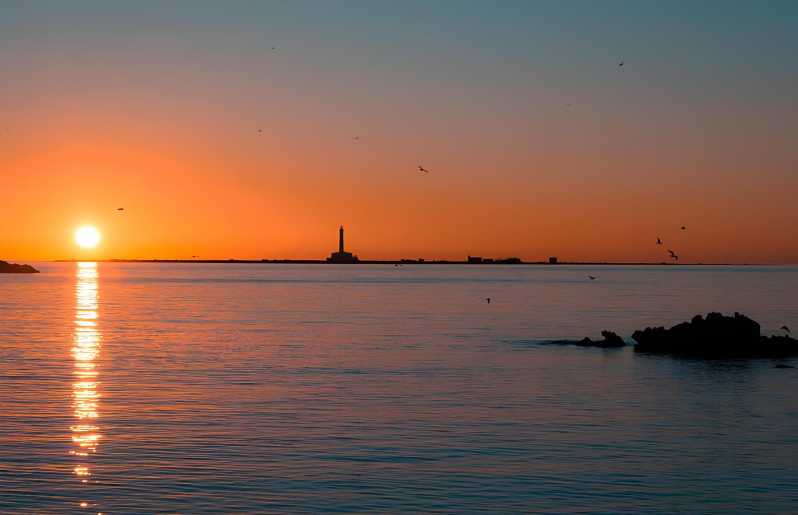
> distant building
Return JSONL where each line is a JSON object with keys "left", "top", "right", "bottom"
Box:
{"left": 327, "top": 226, "right": 359, "bottom": 263}
{"left": 468, "top": 256, "right": 483, "bottom": 264}
{"left": 549, "top": 256, "right": 558, "bottom": 264}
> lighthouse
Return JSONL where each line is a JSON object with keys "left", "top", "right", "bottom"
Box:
{"left": 327, "top": 225, "right": 359, "bottom": 263}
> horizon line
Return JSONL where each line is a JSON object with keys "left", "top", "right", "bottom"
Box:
{"left": 47, "top": 258, "right": 774, "bottom": 267}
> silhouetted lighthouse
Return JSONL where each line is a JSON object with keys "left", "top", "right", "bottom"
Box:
{"left": 327, "top": 225, "right": 359, "bottom": 263}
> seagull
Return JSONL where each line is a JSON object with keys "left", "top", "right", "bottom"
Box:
{"left": 116, "top": 207, "right": 124, "bottom": 212}
{"left": 618, "top": 60, "right": 624, "bottom": 67}
{"left": 588, "top": 275, "right": 597, "bottom": 280}
{"left": 353, "top": 136, "right": 360, "bottom": 141}
{"left": 657, "top": 237, "right": 662, "bottom": 245}
{"left": 485, "top": 297, "right": 491, "bottom": 304}
{"left": 681, "top": 225, "right": 686, "bottom": 231}
{"left": 418, "top": 165, "right": 430, "bottom": 174}
{"left": 782, "top": 325, "right": 791, "bottom": 333}
{"left": 668, "top": 249, "right": 679, "bottom": 261}
{"left": 271, "top": 46, "right": 277, "bottom": 51}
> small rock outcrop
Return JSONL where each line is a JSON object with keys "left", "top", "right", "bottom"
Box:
{"left": 0, "top": 260, "right": 39, "bottom": 273}
{"left": 632, "top": 312, "right": 798, "bottom": 357}
{"left": 547, "top": 330, "right": 626, "bottom": 348}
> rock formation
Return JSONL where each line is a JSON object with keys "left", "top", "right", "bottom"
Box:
{"left": 632, "top": 312, "right": 798, "bottom": 357}
{"left": 546, "top": 330, "right": 626, "bottom": 348}
{"left": 0, "top": 260, "right": 39, "bottom": 273}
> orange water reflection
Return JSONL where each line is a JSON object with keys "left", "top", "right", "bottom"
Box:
{"left": 71, "top": 262, "right": 101, "bottom": 500}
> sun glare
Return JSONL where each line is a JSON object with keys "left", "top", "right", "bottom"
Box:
{"left": 75, "top": 226, "right": 101, "bottom": 249}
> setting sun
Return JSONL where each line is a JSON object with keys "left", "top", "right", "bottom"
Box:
{"left": 75, "top": 226, "right": 101, "bottom": 249}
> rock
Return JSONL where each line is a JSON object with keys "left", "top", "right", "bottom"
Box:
{"left": 632, "top": 312, "right": 798, "bottom": 357}
{"left": 598, "top": 330, "right": 626, "bottom": 347}
{"left": 773, "top": 363, "right": 795, "bottom": 369}
{"left": 0, "top": 260, "right": 39, "bottom": 273}
{"left": 546, "top": 330, "right": 626, "bottom": 348}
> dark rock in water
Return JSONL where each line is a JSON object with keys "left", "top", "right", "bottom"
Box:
{"left": 0, "top": 260, "right": 39, "bottom": 273}
{"left": 773, "top": 364, "right": 795, "bottom": 369}
{"left": 547, "top": 330, "right": 626, "bottom": 348}
{"left": 633, "top": 312, "right": 798, "bottom": 357}
{"left": 595, "top": 330, "right": 626, "bottom": 348}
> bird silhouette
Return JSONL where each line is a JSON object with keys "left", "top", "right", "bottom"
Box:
{"left": 353, "top": 136, "right": 360, "bottom": 141}
{"left": 485, "top": 297, "right": 491, "bottom": 304}
{"left": 681, "top": 226, "right": 686, "bottom": 230}
{"left": 782, "top": 325, "right": 791, "bottom": 333}
{"left": 656, "top": 237, "right": 662, "bottom": 245}
{"left": 667, "top": 249, "right": 679, "bottom": 261}
{"left": 618, "top": 60, "right": 624, "bottom": 67}
{"left": 418, "top": 165, "right": 430, "bottom": 174}
{"left": 588, "top": 275, "right": 597, "bottom": 280}
{"left": 116, "top": 207, "right": 124, "bottom": 212}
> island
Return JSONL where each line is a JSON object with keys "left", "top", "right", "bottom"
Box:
{"left": 0, "top": 260, "right": 39, "bottom": 273}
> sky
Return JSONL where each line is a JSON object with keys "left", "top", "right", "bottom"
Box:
{"left": 1, "top": 0, "right": 797, "bottom": 263}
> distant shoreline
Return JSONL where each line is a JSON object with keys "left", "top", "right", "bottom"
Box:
{"left": 52, "top": 259, "right": 757, "bottom": 266}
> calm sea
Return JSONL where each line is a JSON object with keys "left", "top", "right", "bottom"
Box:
{"left": 1, "top": 263, "right": 797, "bottom": 513}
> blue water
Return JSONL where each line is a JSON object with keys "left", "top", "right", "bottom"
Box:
{"left": 1, "top": 263, "right": 797, "bottom": 513}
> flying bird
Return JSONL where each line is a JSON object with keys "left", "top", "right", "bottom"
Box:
{"left": 588, "top": 275, "right": 597, "bottom": 280}
{"left": 116, "top": 207, "right": 124, "bottom": 212}
{"left": 782, "top": 325, "right": 791, "bottom": 333}
{"left": 418, "top": 165, "right": 430, "bottom": 174}
{"left": 657, "top": 237, "right": 662, "bottom": 245}
{"left": 618, "top": 60, "right": 624, "bottom": 67}
{"left": 668, "top": 249, "right": 679, "bottom": 261}
{"left": 681, "top": 226, "right": 687, "bottom": 230}
{"left": 485, "top": 297, "right": 491, "bottom": 304}
{"left": 353, "top": 136, "right": 360, "bottom": 141}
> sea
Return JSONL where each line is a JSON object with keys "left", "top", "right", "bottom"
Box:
{"left": 1, "top": 262, "right": 797, "bottom": 513}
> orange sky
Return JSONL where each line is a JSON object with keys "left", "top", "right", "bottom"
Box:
{"left": 2, "top": 2, "right": 796, "bottom": 263}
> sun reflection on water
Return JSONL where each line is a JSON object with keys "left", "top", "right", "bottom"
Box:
{"left": 71, "top": 262, "right": 101, "bottom": 499}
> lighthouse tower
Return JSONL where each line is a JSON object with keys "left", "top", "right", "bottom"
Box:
{"left": 327, "top": 225, "right": 359, "bottom": 263}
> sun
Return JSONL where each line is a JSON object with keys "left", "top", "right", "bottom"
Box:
{"left": 75, "top": 225, "right": 102, "bottom": 249}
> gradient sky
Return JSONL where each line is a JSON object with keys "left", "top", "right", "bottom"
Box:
{"left": 2, "top": 0, "right": 797, "bottom": 263}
